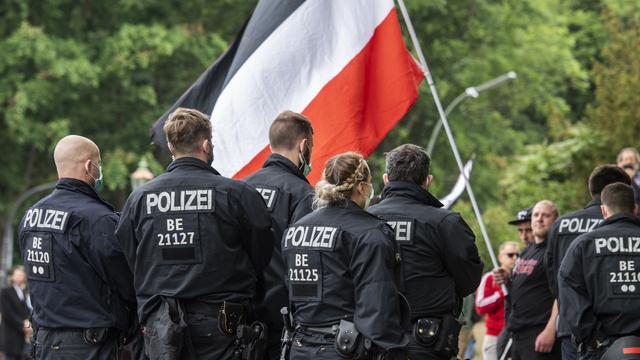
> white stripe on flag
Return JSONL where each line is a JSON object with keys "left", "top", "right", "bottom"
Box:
{"left": 211, "top": 0, "right": 395, "bottom": 176}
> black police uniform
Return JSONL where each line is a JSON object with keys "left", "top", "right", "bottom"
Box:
{"left": 559, "top": 213, "right": 640, "bottom": 360}
{"left": 19, "top": 178, "right": 136, "bottom": 359}
{"left": 368, "top": 181, "right": 483, "bottom": 359}
{"left": 283, "top": 200, "right": 410, "bottom": 359}
{"left": 545, "top": 197, "right": 602, "bottom": 359}
{"left": 115, "top": 157, "right": 274, "bottom": 360}
{"left": 244, "top": 154, "right": 313, "bottom": 360}
{"left": 507, "top": 241, "right": 560, "bottom": 360}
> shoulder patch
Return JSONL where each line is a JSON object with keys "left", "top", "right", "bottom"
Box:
{"left": 254, "top": 185, "right": 279, "bottom": 211}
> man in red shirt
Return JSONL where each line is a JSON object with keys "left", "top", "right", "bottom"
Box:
{"left": 476, "top": 241, "right": 521, "bottom": 360}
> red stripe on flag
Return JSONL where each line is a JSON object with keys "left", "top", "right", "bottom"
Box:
{"left": 235, "top": 8, "right": 423, "bottom": 183}
{"left": 624, "top": 347, "right": 640, "bottom": 354}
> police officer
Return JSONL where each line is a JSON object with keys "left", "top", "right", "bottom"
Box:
{"left": 244, "top": 111, "right": 314, "bottom": 360}
{"left": 367, "top": 144, "right": 483, "bottom": 359}
{"left": 558, "top": 182, "right": 640, "bottom": 360}
{"left": 546, "top": 165, "right": 631, "bottom": 360}
{"left": 19, "top": 135, "right": 136, "bottom": 359}
{"left": 283, "top": 152, "right": 409, "bottom": 359}
{"left": 115, "top": 108, "right": 273, "bottom": 359}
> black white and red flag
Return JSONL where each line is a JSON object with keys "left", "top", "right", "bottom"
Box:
{"left": 151, "top": 0, "right": 424, "bottom": 183}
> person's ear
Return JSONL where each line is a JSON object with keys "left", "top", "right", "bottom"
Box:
{"left": 200, "top": 138, "right": 210, "bottom": 154}
{"left": 383, "top": 173, "right": 389, "bottom": 185}
{"left": 425, "top": 175, "right": 434, "bottom": 189}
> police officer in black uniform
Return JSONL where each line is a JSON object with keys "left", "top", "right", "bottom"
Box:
{"left": 115, "top": 108, "right": 274, "bottom": 360}
{"left": 559, "top": 182, "right": 640, "bottom": 360}
{"left": 19, "top": 135, "right": 136, "bottom": 359}
{"left": 368, "top": 144, "right": 483, "bottom": 359}
{"left": 546, "top": 165, "right": 631, "bottom": 360}
{"left": 244, "top": 111, "right": 314, "bottom": 360}
{"left": 283, "top": 152, "right": 409, "bottom": 360}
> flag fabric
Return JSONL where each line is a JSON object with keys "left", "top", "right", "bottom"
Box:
{"left": 151, "top": 0, "right": 424, "bottom": 183}
{"left": 439, "top": 158, "right": 474, "bottom": 209}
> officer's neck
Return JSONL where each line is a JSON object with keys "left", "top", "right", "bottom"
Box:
{"left": 534, "top": 236, "right": 546, "bottom": 244}
{"left": 174, "top": 153, "right": 209, "bottom": 164}
{"left": 272, "top": 148, "right": 301, "bottom": 168}
{"left": 57, "top": 169, "right": 93, "bottom": 186}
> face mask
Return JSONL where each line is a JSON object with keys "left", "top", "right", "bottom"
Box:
{"left": 298, "top": 141, "right": 312, "bottom": 176}
{"left": 207, "top": 140, "right": 214, "bottom": 165}
{"left": 89, "top": 161, "right": 104, "bottom": 191}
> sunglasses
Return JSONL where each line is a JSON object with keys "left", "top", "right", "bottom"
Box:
{"left": 504, "top": 252, "right": 520, "bottom": 258}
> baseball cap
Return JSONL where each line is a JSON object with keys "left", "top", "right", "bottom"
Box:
{"left": 508, "top": 207, "right": 532, "bottom": 225}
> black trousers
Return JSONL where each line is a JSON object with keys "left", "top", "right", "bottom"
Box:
{"left": 288, "top": 330, "right": 341, "bottom": 360}
{"left": 264, "top": 331, "right": 282, "bottom": 360}
{"left": 144, "top": 311, "right": 237, "bottom": 360}
{"left": 511, "top": 327, "right": 560, "bottom": 360}
{"left": 34, "top": 328, "right": 119, "bottom": 360}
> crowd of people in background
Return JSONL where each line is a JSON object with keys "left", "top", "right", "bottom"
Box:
{"left": 1, "top": 106, "right": 640, "bottom": 360}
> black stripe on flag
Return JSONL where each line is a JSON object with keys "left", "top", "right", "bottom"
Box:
{"left": 150, "top": 0, "right": 305, "bottom": 149}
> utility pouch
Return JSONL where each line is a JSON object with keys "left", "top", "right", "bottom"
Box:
{"left": 218, "top": 301, "right": 246, "bottom": 336}
{"left": 143, "top": 297, "right": 187, "bottom": 360}
{"left": 433, "top": 314, "right": 462, "bottom": 357}
{"left": 234, "top": 321, "right": 266, "bottom": 360}
{"left": 82, "top": 328, "right": 109, "bottom": 345}
{"left": 413, "top": 318, "right": 441, "bottom": 347}
{"left": 335, "top": 319, "right": 373, "bottom": 359}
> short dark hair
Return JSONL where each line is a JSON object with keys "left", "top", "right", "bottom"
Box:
{"left": 588, "top": 165, "right": 631, "bottom": 196}
{"left": 164, "top": 107, "right": 212, "bottom": 154}
{"left": 385, "top": 144, "right": 430, "bottom": 185}
{"left": 269, "top": 111, "right": 313, "bottom": 150}
{"left": 601, "top": 182, "right": 635, "bottom": 214}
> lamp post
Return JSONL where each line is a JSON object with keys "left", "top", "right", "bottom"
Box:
{"left": 426, "top": 71, "right": 517, "bottom": 155}
{"left": 1, "top": 182, "right": 57, "bottom": 286}
{"left": 130, "top": 159, "right": 154, "bottom": 191}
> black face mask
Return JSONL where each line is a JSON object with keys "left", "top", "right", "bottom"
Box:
{"left": 206, "top": 140, "right": 214, "bottom": 165}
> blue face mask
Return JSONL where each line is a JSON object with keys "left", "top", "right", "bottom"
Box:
{"left": 90, "top": 161, "right": 104, "bottom": 191}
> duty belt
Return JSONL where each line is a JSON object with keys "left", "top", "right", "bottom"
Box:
{"left": 182, "top": 300, "right": 223, "bottom": 315}
{"left": 300, "top": 324, "right": 339, "bottom": 336}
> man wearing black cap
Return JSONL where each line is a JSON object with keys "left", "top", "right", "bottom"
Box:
{"left": 559, "top": 182, "right": 640, "bottom": 360}
{"left": 509, "top": 207, "right": 533, "bottom": 246}
{"left": 547, "top": 165, "right": 631, "bottom": 360}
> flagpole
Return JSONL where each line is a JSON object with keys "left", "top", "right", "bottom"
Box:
{"left": 395, "top": 0, "right": 501, "bottom": 273}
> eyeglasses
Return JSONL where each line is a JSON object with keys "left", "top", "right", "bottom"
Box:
{"left": 505, "top": 252, "right": 519, "bottom": 258}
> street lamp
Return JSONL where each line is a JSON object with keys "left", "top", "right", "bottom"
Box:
{"left": 1, "top": 182, "right": 57, "bottom": 286}
{"left": 426, "top": 71, "right": 517, "bottom": 155}
{"left": 130, "top": 159, "right": 154, "bottom": 191}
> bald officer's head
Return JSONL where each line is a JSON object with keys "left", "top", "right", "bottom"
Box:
{"left": 53, "top": 135, "right": 102, "bottom": 187}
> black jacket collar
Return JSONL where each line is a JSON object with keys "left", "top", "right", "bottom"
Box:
{"left": 585, "top": 195, "right": 601, "bottom": 209}
{"left": 601, "top": 213, "right": 640, "bottom": 227}
{"left": 263, "top": 153, "right": 309, "bottom": 183}
{"left": 56, "top": 178, "right": 114, "bottom": 211}
{"left": 381, "top": 181, "right": 443, "bottom": 208}
{"left": 167, "top": 157, "right": 220, "bottom": 175}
